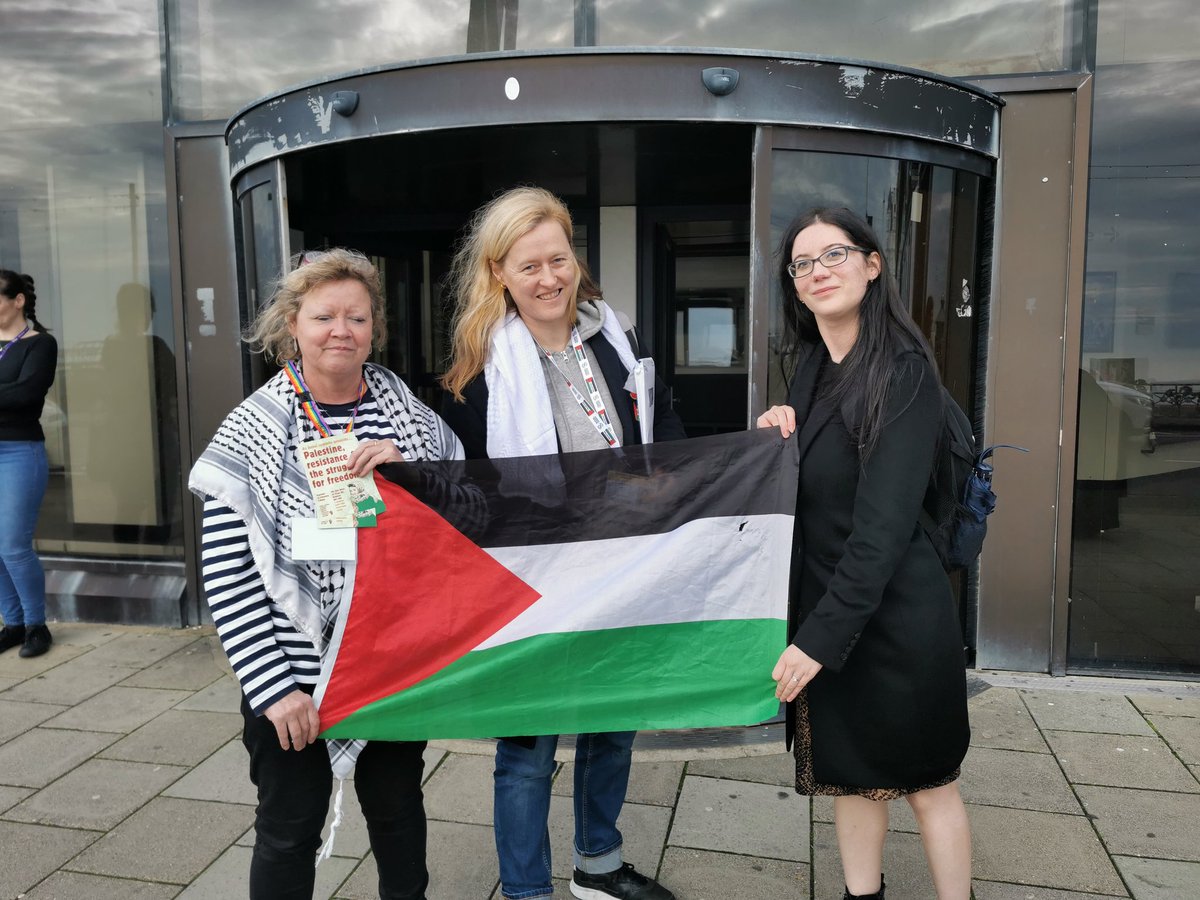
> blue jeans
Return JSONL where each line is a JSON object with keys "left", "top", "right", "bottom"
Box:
{"left": 494, "top": 731, "right": 636, "bottom": 899}
{"left": 0, "top": 441, "right": 48, "bottom": 628}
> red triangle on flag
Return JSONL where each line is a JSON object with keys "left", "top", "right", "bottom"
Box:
{"left": 318, "top": 476, "right": 541, "bottom": 731}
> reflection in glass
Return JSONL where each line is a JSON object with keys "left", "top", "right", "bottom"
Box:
{"left": 166, "top": 0, "right": 1079, "bottom": 121}
{"left": 1068, "top": 2, "right": 1200, "bottom": 674}
{"left": 0, "top": 3, "right": 182, "bottom": 559}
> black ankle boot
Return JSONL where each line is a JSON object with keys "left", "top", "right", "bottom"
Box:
{"left": 843, "top": 874, "right": 885, "bottom": 899}
{"left": 19, "top": 624, "right": 52, "bottom": 658}
{"left": 0, "top": 625, "right": 26, "bottom": 653}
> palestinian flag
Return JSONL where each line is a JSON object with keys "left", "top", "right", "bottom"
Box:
{"left": 314, "top": 429, "right": 798, "bottom": 741}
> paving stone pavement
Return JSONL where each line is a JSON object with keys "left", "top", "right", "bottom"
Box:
{"left": 1, "top": 623, "right": 1198, "bottom": 900}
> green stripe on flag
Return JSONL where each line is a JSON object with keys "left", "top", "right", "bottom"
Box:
{"left": 320, "top": 618, "right": 784, "bottom": 741}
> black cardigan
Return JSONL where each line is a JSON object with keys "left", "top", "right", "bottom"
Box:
{"left": 0, "top": 331, "right": 58, "bottom": 442}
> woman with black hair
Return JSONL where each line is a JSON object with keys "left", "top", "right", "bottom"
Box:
{"left": 0, "top": 270, "right": 57, "bottom": 658}
{"left": 758, "top": 209, "right": 972, "bottom": 900}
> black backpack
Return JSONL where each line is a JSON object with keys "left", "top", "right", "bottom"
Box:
{"left": 921, "top": 391, "right": 1028, "bottom": 571}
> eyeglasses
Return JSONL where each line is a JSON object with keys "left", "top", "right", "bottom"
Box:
{"left": 786, "top": 245, "right": 869, "bottom": 279}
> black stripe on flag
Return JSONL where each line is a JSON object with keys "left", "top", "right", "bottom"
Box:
{"left": 377, "top": 429, "right": 798, "bottom": 548}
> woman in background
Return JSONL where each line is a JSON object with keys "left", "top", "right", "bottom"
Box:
{"left": 0, "top": 270, "right": 57, "bottom": 659}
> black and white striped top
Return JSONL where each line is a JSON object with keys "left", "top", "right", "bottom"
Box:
{"left": 201, "top": 392, "right": 403, "bottom": 715}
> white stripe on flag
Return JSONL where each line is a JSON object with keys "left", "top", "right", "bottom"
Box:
{"left": 474, "top": 514, "right": 791, "bottom": 651}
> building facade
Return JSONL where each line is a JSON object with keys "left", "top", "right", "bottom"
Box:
{"left": 1, "top": 0, "right": 1196, "bottom": 678}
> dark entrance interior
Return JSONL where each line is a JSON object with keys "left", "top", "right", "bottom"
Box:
{"left": 280, "top": 122, "right": 753, "bottom": 433}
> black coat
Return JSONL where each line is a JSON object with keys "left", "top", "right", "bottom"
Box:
{"left": 786, "top": 342, "right": 969, "bottom": 791}
{"left": 440, "top": 329, "right": 687, "bottom": 459}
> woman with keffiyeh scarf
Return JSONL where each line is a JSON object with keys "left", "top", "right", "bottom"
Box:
{"left": 190, "top": 248, "right": 462, "bottom": 900}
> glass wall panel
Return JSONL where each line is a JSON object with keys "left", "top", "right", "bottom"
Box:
{"left": 0, "top": 4, "right": 183, "bottom": 559}
{"left": 595, "top": 0, "right": 1075, "bottom": 75}
{"left": 168, "top": 0, "right": 1081, "bottom": 122}
{"left": 1068, "top": 0, "right": 1200, "bottom": 674}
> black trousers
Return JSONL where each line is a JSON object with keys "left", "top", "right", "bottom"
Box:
{"left": 241, "top": 694, "right": 429, "bottom": 899}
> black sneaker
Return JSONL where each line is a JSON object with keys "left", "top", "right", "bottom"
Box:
{"left": 570, "top": 863, "right": 674, "bottom": 900}
{"left": 0, "top": 625, "right": 26, "bottom": 654}
{"left": 19, "top": 624, "right": 52, "bottom": 658}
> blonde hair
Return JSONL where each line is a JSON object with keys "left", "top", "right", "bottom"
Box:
{"left": 244, "top": 248, "right": 387, "bottom": 364}
{"left": 441, "top": 186, "right": 601, "bottom": 401}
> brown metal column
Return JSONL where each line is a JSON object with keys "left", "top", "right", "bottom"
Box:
{"left": 973, "top": 77, "right": 1093, "bottom": 672}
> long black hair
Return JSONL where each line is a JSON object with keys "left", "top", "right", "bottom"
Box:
{"left": 0, "top": 269, "right": 48, "bottom": 333}
{"left": 777, "top": 207, "right": 937, "bottom": 460}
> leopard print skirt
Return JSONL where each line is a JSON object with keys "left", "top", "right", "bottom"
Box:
{"left": 792, "top": 689, "right": 960, "bottom": 800}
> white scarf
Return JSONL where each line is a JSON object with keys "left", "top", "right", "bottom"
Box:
{"left": 483, "top": 300, "right": 638, "bottom": 459}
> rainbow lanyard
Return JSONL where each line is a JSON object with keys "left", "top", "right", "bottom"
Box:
{"left": 283, "top": 360, "right": 366, "bottom": 438}
{"left": 0, "top": 325, "right": 30, "bottom": 363}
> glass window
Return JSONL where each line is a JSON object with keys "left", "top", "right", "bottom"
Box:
{"left": 167, "top": 0, "right": 1083, "bottom": 122}
{"left": 594, "top": 0, "right": 1077, "bottom": 75}
{"left": 167, "top": 0, "right": 575, "bottom": 120}
{"left": 1068, "top": 0, "right": 1200, "bottom": 674}
{"left": 0, "top": 3, "right": 183, "bottom": 559}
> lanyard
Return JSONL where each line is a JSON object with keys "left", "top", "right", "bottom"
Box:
{"left": 541, "top": 326, "right": 621, "bottom": 448}
{"left": 283, "top": 360, "right": 366, "bottom": 438}
{"left": 0, "top": 325, "right": 30, "bottom": 363}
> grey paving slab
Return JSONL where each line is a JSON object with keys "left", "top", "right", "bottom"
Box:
{"left": 0, "top": 674, "right": 20, "bottom": 692}
{"left": 338, "top": 821, "right": 501, "bottom": 900}
{"left": 1046, "top": 729, "right": 1198, "bottom": 792}
{"left": 960, "top": 746, "right": 1082, "bottom": 813}
{"left": 74, "top": 630, "right": 204, "bottom": 669}
{"left": 422, "top": 745, "right": 447, "bottom": 783}
{"left": 0, "top": 782, "right": 33, "bottom": 813}
{"left": 1022, "top": 690, "right": 1155, "bottom": 736}
{"left": 972, "top": 882, "right": 1127, "bottom": 900}
{"left": 1076, "top": 785, "right": 1200, "bottom": 861}
{"left": 67, "top": 796, "right": 254, "bottom": 883}
{"left": 176, "top": 844, "right": 355, "bottom": 900}
{"left": 1114, "top": 855, "right": 1200, "bottom": 900}
{"left": 968, "top": 803, "right": 1127, "bottom": 895}
{"left": 0, "top": 820, "right": 100, "bottom": 899}
{"left": 1130, "top": 693, "right": 1200, "bottom": 719}
{"left": 121, "top": 637, "right": 230, "bottom": 691}
{"left": 0, "top": 726, "right": 116, "bottom": 788}
{"left": 423, "top": 751, "right": 495, "bottom": 825}
{"left": 174, "top": 674, "right": 242, "bottom": 713}
{"left": 0, "top": 696, "right": 67, "bottom": 743}
{"left": 553, "top": 758, "right": 685, "bottom": 807}
{"left": 22, "top": 870, "right": 182, "bottom": 899}
{"left": 7, "top": 757, "right": 188, "bottom": 829}
{"left": 1, "top": 659, "right": 141, "bottom": 706}
{"left": 99, "top": 709, "right": 243, "bottom": 766}
{"left": 548, "top": 794, "right": 671, "bottom": 881}
{"left": 42, "top": 685, "right": 192, "bottom": 733}
{"left": 969, "top": 687, "right": 1051, "bottom": 753}
{"left": 427, "top": 820, "right": 501, "bottom": 900}
{"left": 813, "top": 822, "right": 935, "bottom": 900}
{"left": 658, "top": 846, "right": 808, "bottom": 900}
{"left": 1150, "top": 714, "right": 1200, "bottom": 765}
{"left": 670, "top": 775, "right": 808, "bottom": 862}
{"left": 46, "top": 623, "right": 127, "bottom": 649}
{"left": 162, "top": 739, "right": 256, "bottom": 805}
{"left": 0, "top": 640, "right": 89, "bottom": 678}
{"left": 685, "top": 751, "right": 795, "bottom": 787}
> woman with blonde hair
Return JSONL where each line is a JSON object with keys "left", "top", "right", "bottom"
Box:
{"left": 190, "top": 248, "right": 461, "bottom": 899}
{"left": 441, "top": 186, "right": 683, "bottom": 900}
